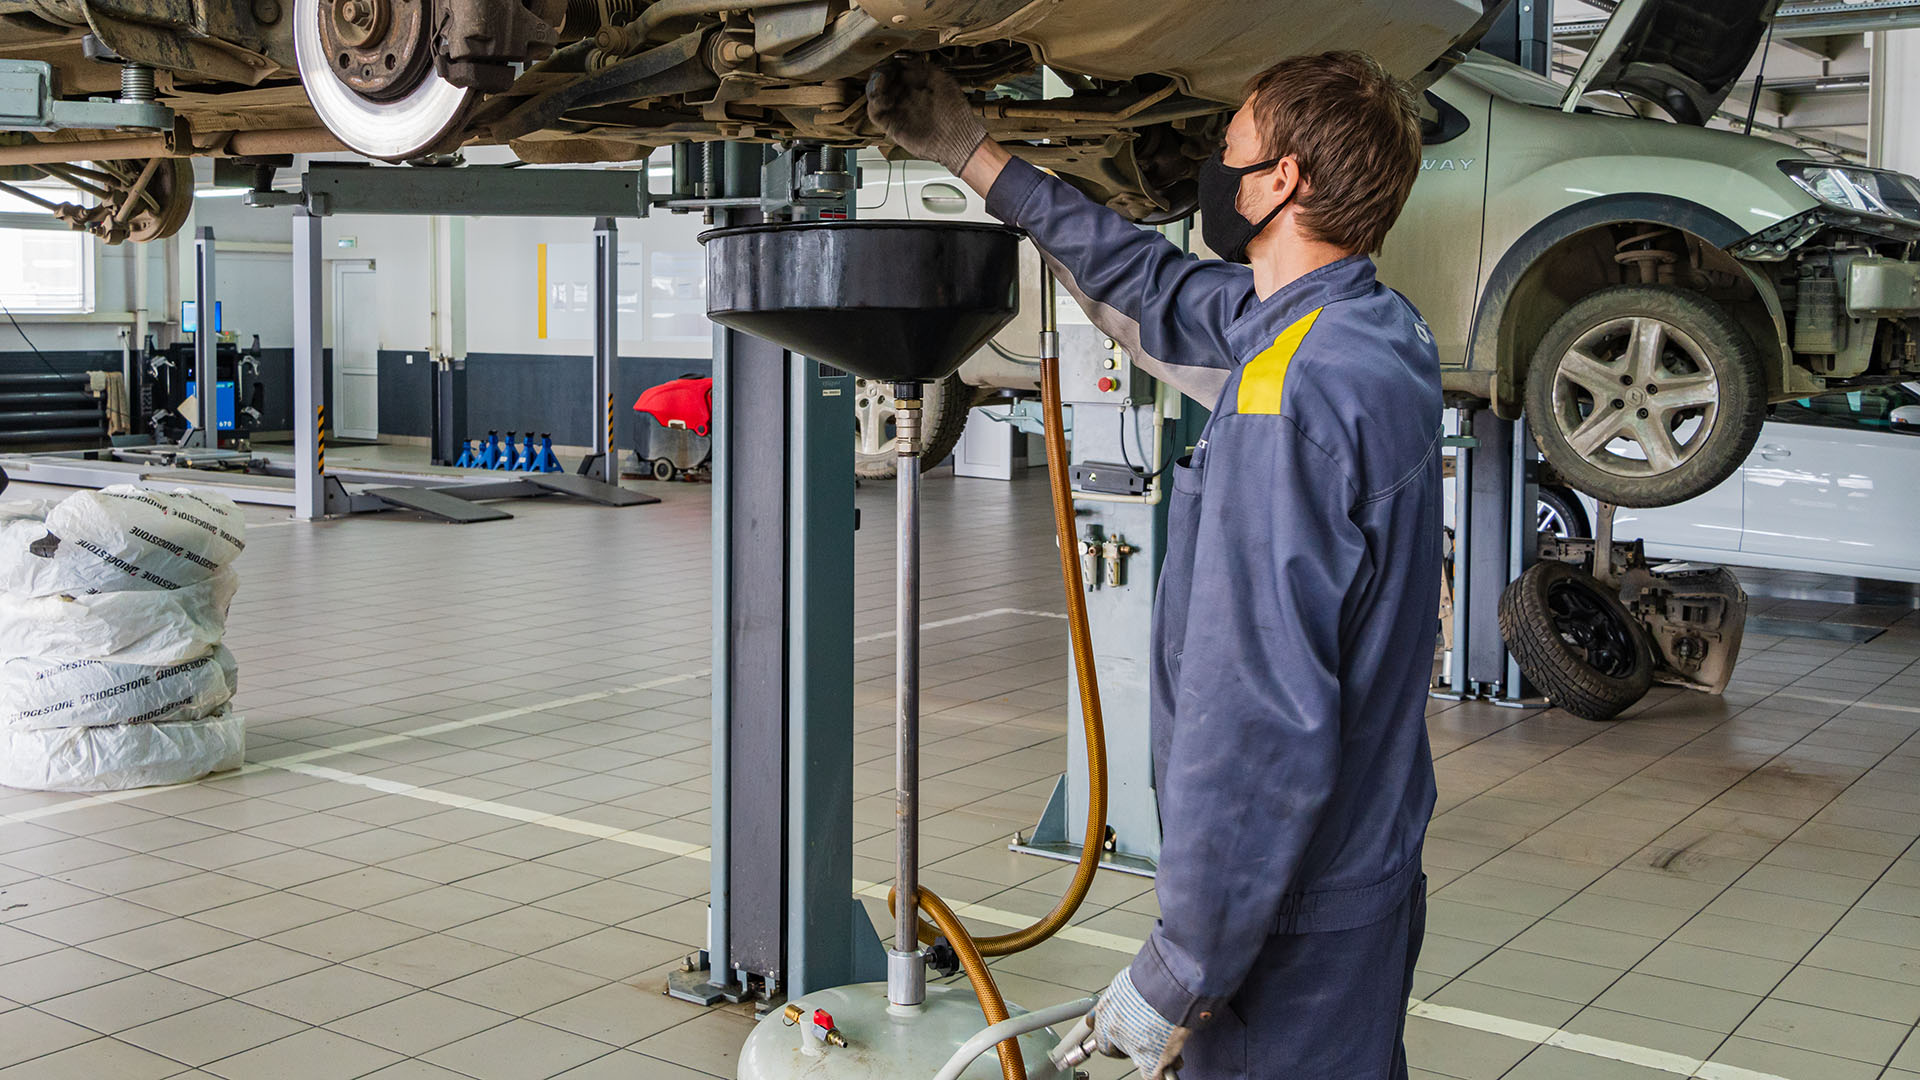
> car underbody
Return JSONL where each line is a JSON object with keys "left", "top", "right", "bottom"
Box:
{"left": 0, "top": 0, "right": 1489, "bottom": 234}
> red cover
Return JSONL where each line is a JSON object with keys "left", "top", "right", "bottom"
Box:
{"left": 633, "top": 377, "right": 714, "bottom": 437}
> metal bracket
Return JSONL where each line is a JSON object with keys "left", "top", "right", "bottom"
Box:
{"left": 0, "top": 60, "right": 171, "bottom": 133}
{"left": 264, "top": 162, "right": 650, "bottom": 218}
{"left": 760, "top": 143, "right": 854, "bottom": 217}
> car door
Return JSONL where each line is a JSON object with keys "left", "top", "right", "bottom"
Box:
{"left": 1741, "top": 385, "right": 1920, "bottom": 577}
{"left": 1611, "top": 463, "right": 1744, "bottom": 559}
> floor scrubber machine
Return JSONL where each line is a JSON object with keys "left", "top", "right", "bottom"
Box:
{"left": 704, "top": 220, "right": 1122, "bottom": 1080}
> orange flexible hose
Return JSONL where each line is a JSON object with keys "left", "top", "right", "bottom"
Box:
{"left": 918, "top": 888, "right": 1024, "bottom": 1080}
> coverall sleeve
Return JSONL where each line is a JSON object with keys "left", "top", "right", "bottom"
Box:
{"left": 985, "top": 159, "right": 1246, "bottom": 405}
{"left": 1128, "top": 411, "right": 1368, "bottom": 1029}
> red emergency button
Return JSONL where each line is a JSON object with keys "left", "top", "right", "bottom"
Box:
{"left": 1097, "top": 377, "right": 1117, "bottom": 393}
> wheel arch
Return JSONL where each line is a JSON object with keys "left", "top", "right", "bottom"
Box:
{"left": 1469, "top": 194, "right": 1791, "bottom": 418}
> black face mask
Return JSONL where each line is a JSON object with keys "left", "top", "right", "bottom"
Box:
{"left": 1198, "top": 151, "right": 1285, "bottom": 264}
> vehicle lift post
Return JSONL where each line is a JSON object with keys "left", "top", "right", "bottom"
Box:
{"left": 1435, "top": 406, "right": 1542, "bottom": 706}
{"left": 662, "top": 141, "right": 884, "bottom": 1007}
{"left": 187, "top": 226, "right": 217, "bottom": 448}
{"left": 582, "top": 216, "right": 619, "bottom": 484}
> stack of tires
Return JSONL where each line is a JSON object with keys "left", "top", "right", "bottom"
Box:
{"left": 0, "top": 486, "right": 246, "bottom": 792}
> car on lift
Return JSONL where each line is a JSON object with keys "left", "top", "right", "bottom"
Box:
{"left": 0, "top": 0, "right": 1494, "bottom": 236}
{"left": 1375, "top": 0, "right": 1920, "bottom": 510}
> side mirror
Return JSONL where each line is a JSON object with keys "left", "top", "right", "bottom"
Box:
{"left": 1893, "top": 405, "right": 1920, "bottom": 433}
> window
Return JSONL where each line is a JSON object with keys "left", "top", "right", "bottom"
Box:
{"left": 0, "top": 182, "right": 94, "bottom": 315}
{"left": 1419, "top": 92, "right": 1470, "bottom": 146}
{"left": 1772, "top": 385, "right": 1920, "bottom": 432}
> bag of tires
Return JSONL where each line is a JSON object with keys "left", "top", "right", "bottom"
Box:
{"left": 0, "top": 487, "right": 244, "bottom": 597}
{"left": 0, "top": 646, "right": 238, "bottom": 730}
{"left": 0, "top": 709, "right": 246, "bottom": 792}
{"left": 0, "top": 567, "right": 238, "bottom": 666}
{"left": 0, "top": 488, "right": 246, "bottom": 792}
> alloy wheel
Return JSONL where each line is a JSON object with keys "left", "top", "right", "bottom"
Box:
{"left": 1548, "top": 316, "right": 1720, "bottom": 480}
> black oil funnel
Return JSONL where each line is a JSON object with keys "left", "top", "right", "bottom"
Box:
{"left": 701, "top": 221, "right": 1022, "bottom": 384}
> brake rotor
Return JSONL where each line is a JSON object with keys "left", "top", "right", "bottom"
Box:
{"left": 294, "top": 0, "right": 475, "bottom": 159}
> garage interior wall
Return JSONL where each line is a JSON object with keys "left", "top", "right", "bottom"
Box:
{"left": 0, "top": 179, "right": 717, "bottom": 450}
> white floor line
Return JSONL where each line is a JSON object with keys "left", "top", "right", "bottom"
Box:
{"left": 1772, "top": 689, "right": 1920, "bottom": 717}
{"left": 853, "top": 607, "right": 1067, "bottom": 645}
{"left": 259, "top": 761, "right": 1797, "bottom": 1080}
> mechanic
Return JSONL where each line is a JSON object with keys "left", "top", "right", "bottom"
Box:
{"left": 870, "top": 52, "right": 1442, "bottom": 1080}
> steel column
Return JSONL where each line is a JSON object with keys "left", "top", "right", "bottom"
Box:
{"left": 189, "top": 226, "right": 216, "bottom": 447}
{"left": 590, "top": 217, "right": 618, "bottom": 483}
{"left": 292, "top": 209, "right": 326, "bottom": 521}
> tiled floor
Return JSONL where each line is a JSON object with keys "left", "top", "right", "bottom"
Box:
{"left": 2, "top": 452, "right": 1919, "bottom": 1080}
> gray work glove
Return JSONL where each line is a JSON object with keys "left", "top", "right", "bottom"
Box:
{"left": 1093, "top": 968, "right": 1191, "bottom": 1079}
{"left": 866, "top": 59, "right": 987, "bottom": 175}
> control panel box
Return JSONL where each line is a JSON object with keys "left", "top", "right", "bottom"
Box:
{"left": 1057, "top": 323, "right": 1152, "bottom": 405}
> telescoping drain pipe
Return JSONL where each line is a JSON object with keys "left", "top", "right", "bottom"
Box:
{"left": 711, "top": 223, "right": 1114, "bottom": 1080}
{"left": 885, "top": 262, "right": 1114, "bottom": 1080}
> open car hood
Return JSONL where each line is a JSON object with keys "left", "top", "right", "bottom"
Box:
{"left": 1562, "top": 0, "right": 1780, "bottom": 124}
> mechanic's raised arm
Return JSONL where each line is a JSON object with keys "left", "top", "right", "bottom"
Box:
{"left": 1131, "top": 410, "right": 1361, "bottom": 1028}
{"left": 867, "top": 61, "right": 1247, "bottom": 401}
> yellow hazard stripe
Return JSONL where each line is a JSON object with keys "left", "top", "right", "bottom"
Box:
{"left": 1237, "top": 307, "right": 1323, "bottom": 416}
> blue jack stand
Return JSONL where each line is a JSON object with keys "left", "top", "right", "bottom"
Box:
{"left": 517, "top": 433, "right": 539, "bottom": 471}
{"left": 530, "top": 434, "right": 562, "bottom": 473}
{"left": 475, "top": 431, "right": 500, "bottom": 469}
{"left": 494, "top": 432, "right": 518, "bottom": 471}
{"left": 452, "top": 440, "right": 479, "bottom": 468}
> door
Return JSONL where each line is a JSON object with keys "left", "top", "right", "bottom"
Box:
{"left": 1612, "top": 466, "right": 1744, "bottom": 559}
{"left": 331, "top": 260, "right": 380, "bottom": 441}
{"left": 1741, "top": 385, "right": 1920, "bottom": 577}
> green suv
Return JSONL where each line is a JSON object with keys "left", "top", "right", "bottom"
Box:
{"left": 1379, "top": 5, "right": 1920, "bottom": 509}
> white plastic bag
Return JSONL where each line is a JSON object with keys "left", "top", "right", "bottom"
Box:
{"left": 0, "top": 645, "right": 238, "bottom": 730}
{"left": 30, "top": 486, "right": 246, "bottom": 594}
{"left": 0, "top": 567, "right": 237, "bottom": 665}
{"left": 0, "top": 500, "right": 56, "bottom": 527}
{"left": 0, "top": 709, "right": 246, "bottom": 792}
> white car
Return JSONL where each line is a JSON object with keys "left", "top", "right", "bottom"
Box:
{"left": 1608, "top": 384, "right": 1920, "bottom": 583}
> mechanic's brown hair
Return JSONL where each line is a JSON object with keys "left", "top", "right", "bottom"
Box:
{"left": 1244, "top": 51, "right": 1422, "bottom": 254}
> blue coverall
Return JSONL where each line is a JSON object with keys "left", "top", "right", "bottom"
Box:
{"left": 985, "top": 159, "right": 1443, "bottom": 1079}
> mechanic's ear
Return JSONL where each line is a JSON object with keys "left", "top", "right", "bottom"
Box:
{"left": 1266, "top": 156, "right": 1303, "bottom": 208}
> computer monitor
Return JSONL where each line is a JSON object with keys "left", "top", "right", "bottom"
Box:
{"left": 180, "top": 300, "right": 222, "bottom": 334}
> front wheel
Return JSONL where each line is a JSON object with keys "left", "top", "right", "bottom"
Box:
{"left": 1499, "top": 561, "right": 1654, "bottom": 721}
{"left": 1526, "top": 286, "right": 1765, "bottom": 509}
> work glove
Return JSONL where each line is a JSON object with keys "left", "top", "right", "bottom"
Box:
{"left": 866, "top": 59, "right": 988, "bottom": 175}
{"left": 1093, "top": 968, "right": 1190, "bottom": 1079}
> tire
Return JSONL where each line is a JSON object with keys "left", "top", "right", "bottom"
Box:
{"left": 1525, "top": 286, "right": 1765, "bottom": 509}
{"left": 1536, "top": 486, "right": 1590, "bottom": 539}
{"left": 853, "top": 373, "right": 972, "bottom": 480}
{"left": 1498, "top": 561, "right": 1654, "bottom": 722}
{"left": 650, "top": 459, "right": 675, "bottom": 482}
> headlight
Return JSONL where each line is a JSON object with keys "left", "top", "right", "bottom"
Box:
{"left": 1780, "top": 162, "right": 1920, "bottom": 225}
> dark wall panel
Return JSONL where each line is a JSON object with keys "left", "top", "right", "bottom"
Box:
{"left": 376, "top": 350, "right": 434, "bottom": 438}
{"left": 463, "top": 352, "right": 711, "bottom": 449}
{"left": 3, "top": 348, "right": 713, "bottom": 447}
